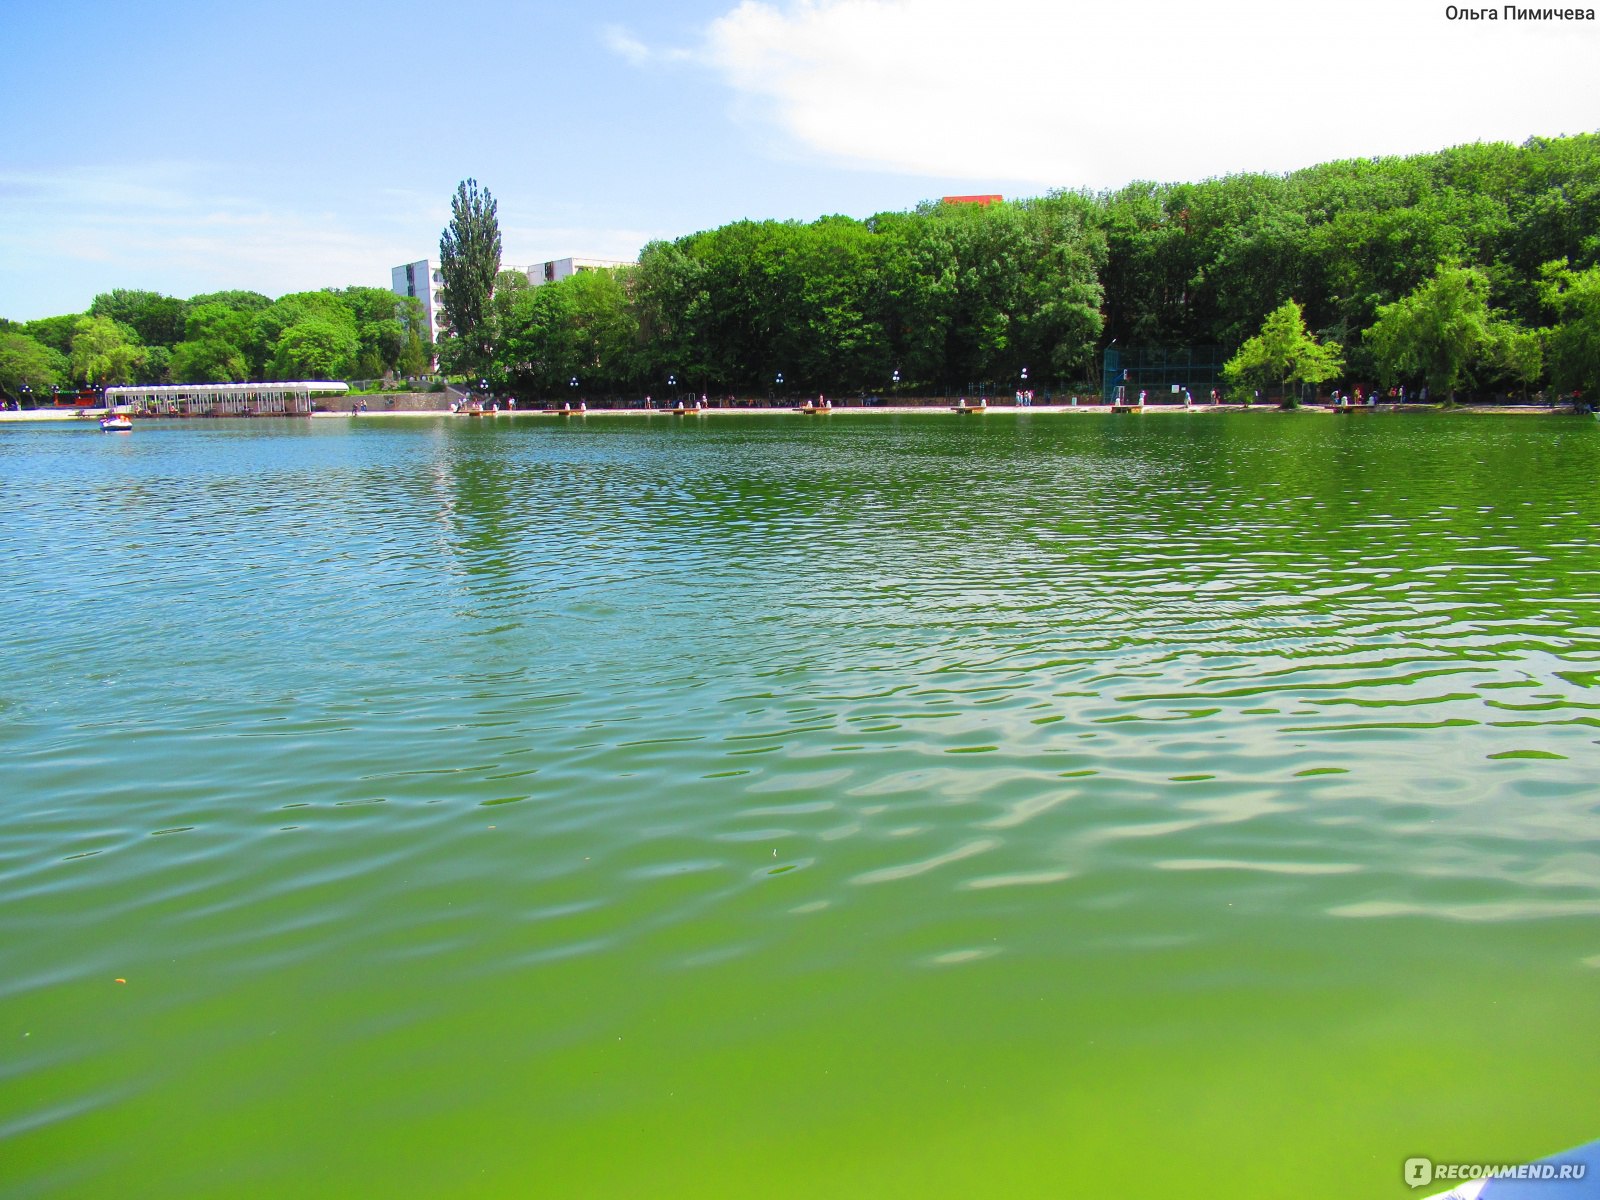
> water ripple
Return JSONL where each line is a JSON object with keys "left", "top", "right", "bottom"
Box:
{"left": 3, "top": 414, "right": 1599, "bottom": 1199}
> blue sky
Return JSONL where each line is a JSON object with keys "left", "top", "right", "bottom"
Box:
{"left": 3, "top": 0, "right": 1596, "bottom": 320}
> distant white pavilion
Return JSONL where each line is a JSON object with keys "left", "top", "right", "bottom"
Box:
{"left": 104, "top": 381, "right": 349, "bottom": 417}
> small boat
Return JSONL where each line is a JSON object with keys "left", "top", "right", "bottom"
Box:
{"left": 799, "top": 400, "right": 833, "bottom": 415}
{"left": 951, "top": 398, "right": 987, "bottom": 414}
{"left": 99, "top": 414, "right": 133, "bottom": 432}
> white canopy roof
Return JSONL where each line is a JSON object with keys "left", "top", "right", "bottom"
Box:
{"left": 105, "top": 381, "right": 350, "bottom": 397}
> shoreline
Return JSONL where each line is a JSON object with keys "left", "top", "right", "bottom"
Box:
{"left": 0, "top": 402, "right": 1574, "bottom": 424}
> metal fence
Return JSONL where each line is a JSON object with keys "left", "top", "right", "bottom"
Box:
{"left": 1102, "top": 346, "right": 1228, "bottom": 403}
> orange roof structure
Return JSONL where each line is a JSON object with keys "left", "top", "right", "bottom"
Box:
{"left": 941, "top": 194, "right": 1004, "bottom": 206}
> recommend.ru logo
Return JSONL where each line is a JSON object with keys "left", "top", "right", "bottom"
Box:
{"left": 1404, "top": 1154, "right": 1589, "bottom": 1190}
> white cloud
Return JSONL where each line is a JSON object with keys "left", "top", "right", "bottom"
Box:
{"left": 602, "top": 22, "right": 693, "bottom": 65}
{"left": 691, "top": 0, "right": 1598, "bottom": 187}
{"left": 603, "top": 23, "right": 655, "bottom": 65}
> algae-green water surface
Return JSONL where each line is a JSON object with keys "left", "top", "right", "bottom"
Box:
{"left": 2, "top": 411, "right": 1596, "bottom": 1197}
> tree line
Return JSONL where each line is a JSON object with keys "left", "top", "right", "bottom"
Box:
{"left": 5, "top": 133, "right": 1597, "bottom": 404}
{"left": 439, "top": 183, "right": 1107, "bottom": 400}
{"left": 0, "top": 286, "right": 434, "bottom": 400}
{"left": 439, "top": 134, "right": 1599, "bottom": 403}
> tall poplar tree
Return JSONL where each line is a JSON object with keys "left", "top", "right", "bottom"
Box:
{"left": 439, "top": 178, "right": 502, "bottom": 376}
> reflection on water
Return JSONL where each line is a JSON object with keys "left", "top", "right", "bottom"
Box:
{"left": 1, "top": 413, "right": 1597, "bottom": 1197}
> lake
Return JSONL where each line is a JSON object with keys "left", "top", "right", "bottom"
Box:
{"left": 2, "top": 411, "right": 1596, "bottom": 1197}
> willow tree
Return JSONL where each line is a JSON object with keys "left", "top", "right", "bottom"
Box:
{"left": 68, "top": 315, "right": 148, "bottom": 385}
{"left": 0, "top": 332, "right": 67, "bottom": 397}
{"left": 1221, "top": 299, "right": 1343, "bottom": 405}
{"left": 1366, "top": 263, "right": 1494, "bottom": 403}
{"left": 439, "top": 178, "right": 502, "bottom": 377}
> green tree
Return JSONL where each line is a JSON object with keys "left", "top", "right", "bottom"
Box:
{"left": 268, "top": 317, "right": 358, "bottom": 380}
{"left": 394, "top": 294, "right": 434, "bottom": 377}
{"left": 21, "top": 314, "right": 81, "bottom": 356}
{"left": 876, "top": 200, "right": 1028, "bottom": 391}
{"left": 563, "top": 268, "right": 640, "bottom": 389}
{"left": 255, "top": 292, "right": 359, "bottom": 379}
{"left": 69, "top": 315, "right": 147, "bottom": 385}
{"left": 187, "top": 290, "right": 272, "bottom": 314}
{"left": 1098, "top": 182, "right": 1196, "bottom": 348}
{"left": 631, "top": 239, "right": 712, "bottom": 392}
{"left": 495, "top": 269, "right": 530, "bottom": 295}
{"left": 185, "top": 302, "right": 256, "bottom": 345}
{"left": 254, "top": 291, "right": 354, "bottom": 350}
{"left": 1539, "top": 259, "right": 1600, "bottom": 399}
{"left": 170, "top": 302, "right": 255, "bottom": 383}
{"left": 0, "top": 332, "right": 69, "bottom": 398}
{"left": 1013, "top": 193, "right": 1106, "bottom": 382}
{"left": 398, "top": 325, "right": 434, "bottom": 378}
{"left": 438, "top": 178, "right": 501, "bottom": 375}
{"left": 328, "top": 286, "right": 414, "bottom": 378}
{"left": 1490, "top": 321, "right": 1544, "bottom": 401}
{"left": 89, "top": 289, "right": 188, "bottom": 346}
{"left": 1222, "top": 299, "right": 1343, "bottom": 404}
{"left": 491, "top": 279, "right": 576, "bottom": 396}
{"left": 186, "top": 291, "right": 273, "bottom": 374}
{"left": 171, "top": 338, "right": 249, "bottom": 383}
{"left": 1366, "top": 264, "right": 1494, "bottom": 402}
{"left": 488, "top": 269, "right": 637, "bottom": 396}
{"left": 137, "top": 345, "right": 171, "bottom": 386}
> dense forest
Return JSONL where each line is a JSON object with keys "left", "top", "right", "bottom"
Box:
{"left": 3, "top": 133, "right": 1597, "bottom": 403}
{"left": 478, "top": 133, "right": 1596, "bottom": 402}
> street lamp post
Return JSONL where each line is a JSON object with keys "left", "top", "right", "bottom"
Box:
{"left": 1019, "top": 366, "right": 1029, "bottom": 406}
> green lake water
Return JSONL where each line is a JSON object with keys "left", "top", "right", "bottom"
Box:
{"left": 1, "top": 411, "right": 1597, "bottom": 1197}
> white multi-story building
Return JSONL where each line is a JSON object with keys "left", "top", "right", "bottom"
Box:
{"left": 390, "top": 256, "right": 636, "bottom": 345}
{"left": 391, "top": 259, "right": 446, "bottom": 344}
{"left": 521, "top": 257, "right": 635, "bottom": 287}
